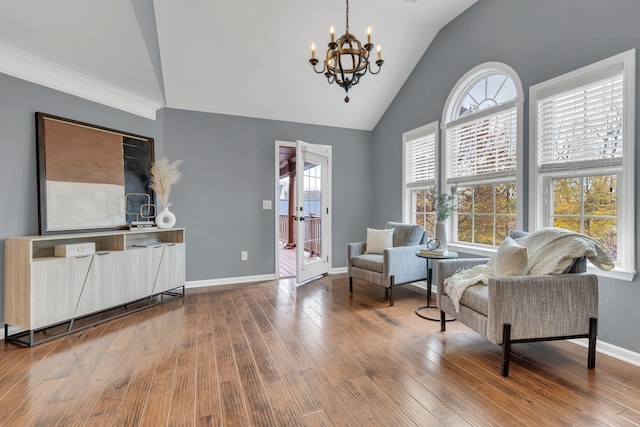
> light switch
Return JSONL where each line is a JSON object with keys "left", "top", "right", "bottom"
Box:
{"left": 263, "top": 200, "right": 272, "bottom": 210}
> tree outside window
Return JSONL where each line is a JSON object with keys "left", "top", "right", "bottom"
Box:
{"left": 552, "top": 175, "right": 617, "bottom": 260}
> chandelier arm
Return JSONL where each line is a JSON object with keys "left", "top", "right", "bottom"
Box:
{"left": 367, "top": 60, "right": 384, "bottom": 75}
{"left": 312, "top": 63, "right": 327, "bottom": 74}
{"left": 309, "top": 55, "right": 327, "bottom": 74}
{"left": 326, "top": 72, "right": 335, "bottom": 84}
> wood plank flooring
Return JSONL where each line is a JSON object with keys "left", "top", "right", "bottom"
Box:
{"left": 1, "top": 274, "right": 640, "bottom": 426}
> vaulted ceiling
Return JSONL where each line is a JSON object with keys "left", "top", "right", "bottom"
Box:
{"left": 0, "top": 0, "right": 476, "bottom": 130}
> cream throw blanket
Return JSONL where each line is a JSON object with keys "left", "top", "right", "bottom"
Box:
{"left": 444, "top": 228, "right": 615, "bottom": 312}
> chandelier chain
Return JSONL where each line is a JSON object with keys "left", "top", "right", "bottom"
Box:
{"left": 345, "top": 0, "right": 349, "bottom": 33}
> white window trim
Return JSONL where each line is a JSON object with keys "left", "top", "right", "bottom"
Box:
{"left": 441, "top": 62, "right": 525, "bottom": 256}
{"left": 529, "top": 49, "right": 636, "bottom": 281}
{"left": 402, "top": 121, "right": 439, "bottom": 224}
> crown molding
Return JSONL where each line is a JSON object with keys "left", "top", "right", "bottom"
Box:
{"left": 0, "top": 42, "right": 164, "bottom": 120}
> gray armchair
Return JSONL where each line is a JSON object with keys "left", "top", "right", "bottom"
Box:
{"left": 435, "top": 256, "right": 598, "bottom": 376}
{"left": 348, "top": 222, "right": 430, "bottom": 306}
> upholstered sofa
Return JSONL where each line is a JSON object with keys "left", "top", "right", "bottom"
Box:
{"left": 348, "top": 222, "right": 430, "bottom": 306}
{"left": 434, "top": 229, "right": 610, "bottom": 376}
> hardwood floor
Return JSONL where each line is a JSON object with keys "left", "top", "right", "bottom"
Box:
{"left": 1, "top": 275, "right": 640, "bottom": 426}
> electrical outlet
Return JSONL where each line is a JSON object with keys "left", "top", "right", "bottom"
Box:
{"left": 263, "top": 200, "right": 272, "bottom": 210}
{"left": 606, "top": 297, "right": 611, "bottom": 303}
{"left": 241, "top": 251, "right": 248, "bottom": 261}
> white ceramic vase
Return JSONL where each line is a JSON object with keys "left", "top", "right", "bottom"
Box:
{"left": 156, "top": 206, "right": 176, "bottom": 229}
{"left": 435, "top": 221, "right": 447, "bottom": 252}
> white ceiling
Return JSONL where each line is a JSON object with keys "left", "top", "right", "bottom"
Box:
{"left": 0, "top": 0, "right": 476, "bottom": 131}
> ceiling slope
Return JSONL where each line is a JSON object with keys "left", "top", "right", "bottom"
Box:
{"left": 154, "top": 0, "right": 476, "bottom": 130}
{"left": 0, "top": 0, "right": 476, "bottom": 129}
{"left": 0, "top": 0, "right": 164, "bottom": 106}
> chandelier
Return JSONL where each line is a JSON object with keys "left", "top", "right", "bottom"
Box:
{"left": 309, "top": 0, "right": 384, "bottom": 103}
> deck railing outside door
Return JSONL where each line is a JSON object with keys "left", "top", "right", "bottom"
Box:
{"left": 279, "top": 214, "right": 321, "bottom": 257}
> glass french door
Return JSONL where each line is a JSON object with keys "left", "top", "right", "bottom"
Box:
{"left": 295, "top": 140, "right": 331, "bottom": 284}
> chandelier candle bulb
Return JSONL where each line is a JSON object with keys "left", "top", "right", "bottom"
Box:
{"left": 367, "top": 26, "right": 371, "bottom": 44}
{"left": 377, "top": 44, "right": 381, "bottom": 60}
{"left": 330, "top": 25, "right": 335, "bottom": 42}
{"left": 311, "top": 42, "right": 316, "bottom": 59}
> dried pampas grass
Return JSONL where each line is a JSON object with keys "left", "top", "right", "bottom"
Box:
{"left": 150, "top": 157, "right": 182, "bottom": 208}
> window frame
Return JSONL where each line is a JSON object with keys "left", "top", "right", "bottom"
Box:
{"left": 441, "top": 62, "right": 525, "bottom": 256}
{"left": 402, "top": 121, "right": 439, "bottom": 234}
{"left": 529, "top": 49, "right": 636, "bottom": 281}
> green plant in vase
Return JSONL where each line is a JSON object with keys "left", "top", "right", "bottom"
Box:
{"left": 434, "top": 188, "right": 456, "bottom": 251}
{"left": 435, "top": 189, "right": 456, "bottom": 222}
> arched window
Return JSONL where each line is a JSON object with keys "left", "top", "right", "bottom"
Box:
{"left": 442, "top": 63, "right": 524, "bottom": 249}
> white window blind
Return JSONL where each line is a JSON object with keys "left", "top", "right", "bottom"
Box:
{"left": 445, "top": 105, "right": 517, "bottom": 182}
{"left": 406, "top": 132, "right": 436, "bottom": 188}
{"left": 537, "top": 73, "right": 623, "bottom": 171}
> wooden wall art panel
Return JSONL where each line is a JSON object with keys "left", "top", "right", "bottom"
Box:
{"left": 36, "top": 112, "right": 155, "bottom": 234}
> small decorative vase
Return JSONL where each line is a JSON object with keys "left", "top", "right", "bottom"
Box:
{"left": 156, "top": 206, "right": 176, "bottom": 229}
{"left": 435, "top": 221, "right": 448, "bottom": 252}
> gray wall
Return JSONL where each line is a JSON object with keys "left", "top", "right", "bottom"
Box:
{"left": 0, "top": 76, "right": 374, "bottom": 331}
{"left": 0, "top": 72, "right": 164, "bottom": 331}
{"left": 163, "top": 108, "right": 373, "bottom": 281}
{"left": 372, "top": 0, "right": 640, "bottom": 352}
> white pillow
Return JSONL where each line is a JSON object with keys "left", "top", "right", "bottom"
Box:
{"left": 365, "top": 228, "right": 394, "bottom": 254}
{"left": 494, "top": 236, "right": 528, "bottom": 277}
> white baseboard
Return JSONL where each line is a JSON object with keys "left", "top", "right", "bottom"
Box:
{"left": 186, "top": 273, "right": 277, "bottom": 289}
{"left": 406, "top": 281, "right": 429, "bottom": 296}
{"left": 187, "top": 268, "right": 349, "bottom": 289}
{"left": 0, "top": 328, "right": 4, "bottom": 341}
{"left": 569, "top": 338, "right": 640, "bottom": 368}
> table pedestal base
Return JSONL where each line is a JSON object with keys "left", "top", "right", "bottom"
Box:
{"left": 415, "top": 304, "right": 455, "bottom": 322}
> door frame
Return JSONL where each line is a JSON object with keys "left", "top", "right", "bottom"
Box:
{"left": 275, "top": 140, "right": 296, "bottom": 278}
{"left": 274, "top": 140, "right": 332, "bottom": 280}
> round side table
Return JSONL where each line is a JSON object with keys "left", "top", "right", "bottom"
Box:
{"left": 415, "top": 251, "right": 458, "bottom": 321}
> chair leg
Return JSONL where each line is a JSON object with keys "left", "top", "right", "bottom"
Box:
{"left": 389, "top": 276, "right": 395, "bottom": 306}
{"left": 501, "top": 323, "right": 512, "bottom": 377}
{"left": 440, "top": 311, "right": 446, "bottom": 332}
{"left": 588, "top": 317, "right": 597, "bottom": 369}
{"left": 349, "top": 277, "right": 353, "bottom": 293}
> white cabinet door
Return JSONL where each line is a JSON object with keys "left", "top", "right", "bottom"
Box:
{"left": 153, "top": 243, "right": 186, "bottom": 293}
{"left": 75, "top": 252, "right": 126, "bottom": 316}
{"left": 31, "top": 256, "right": 92, "bottom": 329}
{"left": 124, "top": 246, "right": 164, "bottom": 299}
